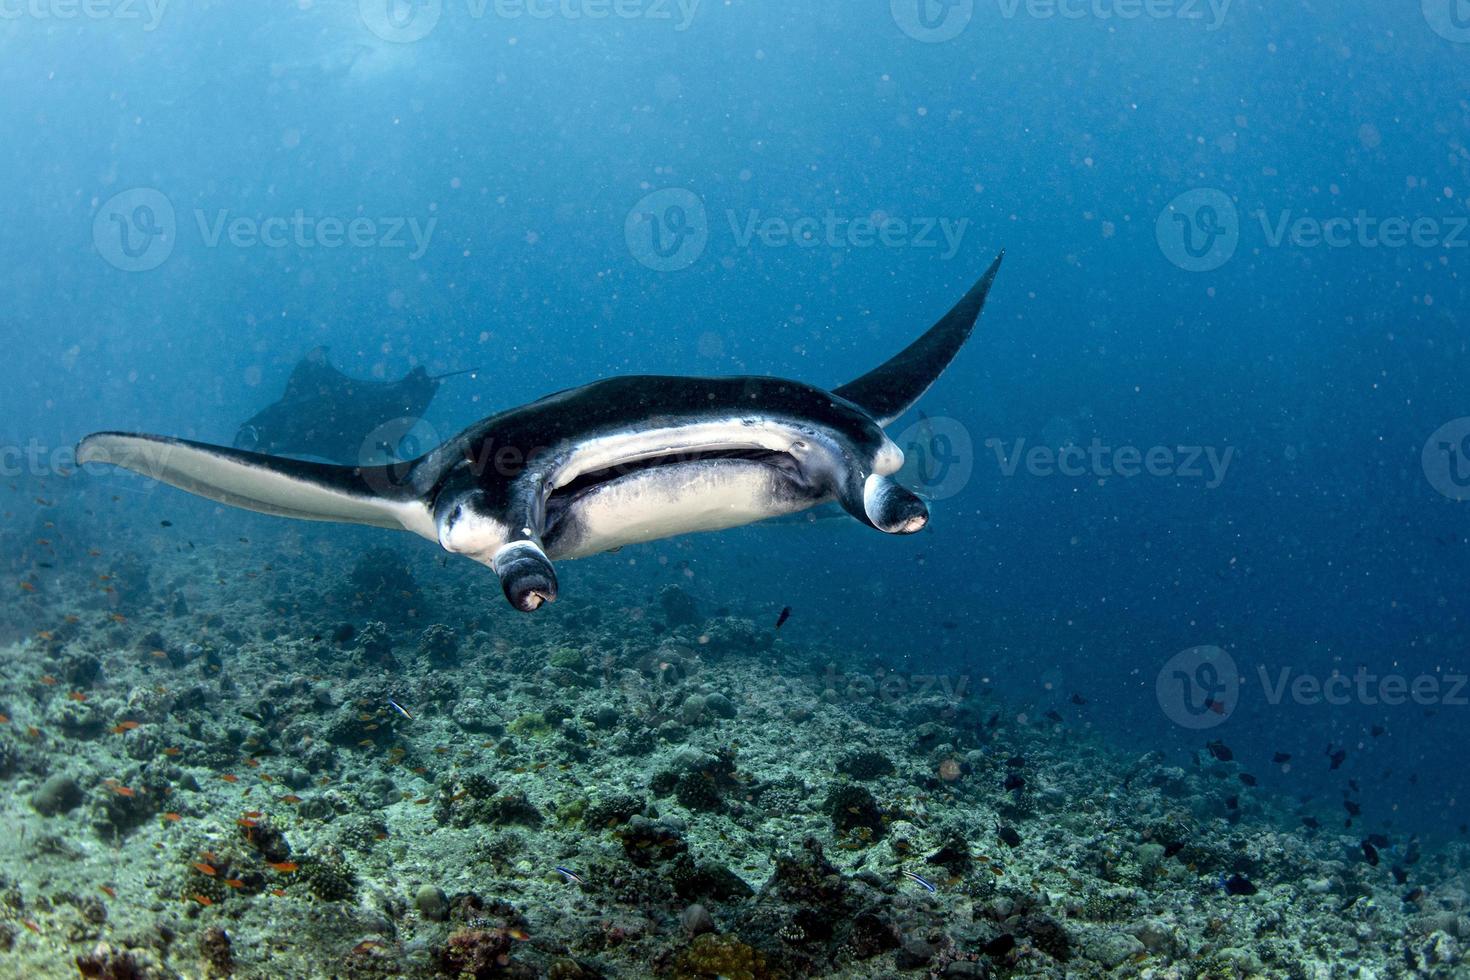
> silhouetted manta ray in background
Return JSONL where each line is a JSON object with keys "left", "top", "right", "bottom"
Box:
{"left": 234, "top": 347, "right": 476, "bottom": 464}
{"left": 80, "top": 252, "right": 1003, "bottom": 612}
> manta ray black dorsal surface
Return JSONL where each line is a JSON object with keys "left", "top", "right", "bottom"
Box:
{"left": 80, "top": 253, "right": 1004, "bottom": 612}
{"left": 234, "top": 347, "right": 463, "bottom": 465}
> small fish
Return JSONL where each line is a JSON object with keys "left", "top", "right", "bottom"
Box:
{"left": 111, "top": 721, "right": 140, "bottom": 734}
{"left": 1370, "top": 725, "right": 1386, "bottom": 737}
{"left": 163, "top": 747, "right": 182, "bottom": 756}
{"left": 1344, "top": 800, "right": 1362, "bottom": 817}
{"left": 775, "top": 606, "right": 792, "bottom": 630}
{"left": 162, "top": 812, "right": 182, "bottom": 822}
{"left": 1044, "top": 709, "right": 1063, "bottom": 723}
{"left": 242, "top": 810, "right": 263, "bottom": 819}
{"left": 278, "top": 795, "right": 303, "bottom": 804}
{"left": 1070, "top": 693, "right": 1088, "bottom": 706}
{"left": 99, "top": 885, "right": 116, "bottom": 899}
{"left": 271, "top": 888, "right": 288, "bottom": 897}
{"left": 21, "top": 920, "right": 40, "bottom": 935}
{"left": 554, "top": 866, "right": 584, "bottom": 885}
{"left": 1003, "top": 773, "right": 1025, "bottom": 792}
{"left": 387, "top": 698, "right": 413, "bottom": 720}
{"left": 1403, "top": 887, "right": 1425, "bottom": 904}
{"left": 1238, "top": 773, "right": 1257, "bottom": 787}
{"left": 159, "top": 520, "right": 172, "bottom": 527}
{"left": 111, "top": 785, "right": 137, "bottom": 798}
{"left": 38, "top": 674, "right": 57, "bottom": 685}
{"left": 0, "top": 715, "right": 9, "bottom": 725}
{"left": 224, "top": 879, "right": 245, "bottom": 890}
{"left": 18, "top": 581, "right": 35, "bottom": 593}
{"left": 997, "top": 825, "right": 1021, "bottom": 847}
{"left": 193, "top": 863, "right": 217, "bottom": 876}
{"left": 193, "top": 894, "right": 213, "bottom": 906}
{"left": 1361, "top": 841, "right": 1379, "bottom": 866}
{"left": 1391, "top": 865, "right": 1409, "bottom": 885}
{"left": 1327, "top": 746, "right": 1348, "bottom": 770}
{"left": 237, "top": 818, "right": 258, "bottom": 828}
{"left": 268, "top": 862, "right": 298, "bottom": 873}
{"left": 67, "top": 691, "right": 87, "bottom": 703}
{"left": 1206, "top": 740, "right": 1233, "bottom": 762}
{"left": 901, "top": 870, "right": 937, "bottom": 893}
{"left": 508, "top": 928, "right": 531, "bottom": 941}
{"left": 219, "top": 774, "right": 239, "bottom": 783}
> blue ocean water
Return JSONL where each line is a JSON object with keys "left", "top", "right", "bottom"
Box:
{"left": 1, "top": 0, "right": 1467, "bottom": 849}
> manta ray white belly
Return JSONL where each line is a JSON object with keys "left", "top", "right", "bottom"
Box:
{"left": 545, "top": 459, "right": 817, "bottom": 560}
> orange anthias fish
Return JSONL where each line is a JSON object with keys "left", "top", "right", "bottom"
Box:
{"left": 99, "top": 885, "right": 116, "bottom": 899}
{"left": 111, "top": 721, "right": 140, "bottom": 734}
{"left": 193, "top": 894, "right": 213, "bottom": 906}
{"left": 219, "top": 774, "right": 239, "bottom": 783}
{"left": 193, "top": 863, "right": 217, "bottom": 876}
{"left": 268, "top": 862, "right": 298, "bottom": 873}
{"left": 162, "top": 812, "right": 182, "bottom": 822}
{"left": 38, "top": 675, "right": 57, "bottom": 686}
{"left": 67, "top": 691, "right": 87, "bottom": 702}
{"left": 224, "top": 879, "right": 245, "bottom": 890}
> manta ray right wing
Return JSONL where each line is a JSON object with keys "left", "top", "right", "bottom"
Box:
{"left": 76, "top": 432, "right": 436, "bottom": 539}
{"left": 833, "top": 251, "right": 1004, "bottom": 427}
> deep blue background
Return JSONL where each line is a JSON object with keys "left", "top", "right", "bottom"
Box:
{"left": 2, "top": 0, "right": 1469, "bottom": 837}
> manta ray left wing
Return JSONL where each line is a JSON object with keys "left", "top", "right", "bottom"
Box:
{"left": 76, "top": 432, "right": 436, "bottom": 538}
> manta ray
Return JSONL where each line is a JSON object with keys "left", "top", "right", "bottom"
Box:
{"left": 79, "top": 253, "right": 1003, "bottom": 612}
{"left": 234, "top": 347, "right": 474, "bottom": 464}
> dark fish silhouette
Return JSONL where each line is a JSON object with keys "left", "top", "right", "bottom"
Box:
{"left": 1206, "top": 740, "right": 1234, "bottom": 762}
{"left": 774, "top": 606, "right": 792, "bottom": 630}
{"left": 1327, "top": 746, "right": 1347, "bottom": 770}
{"left": 1222, "top": 874, "right": 1257, "bottom": 896}
{"left": 1361, "top": 841, "right": 1379, "bottom": 866}
{"left": 1272, "top": 752, "right": 1292, "bottom": 765}
{"left": 997, "top": 825, "right": 1021, "bottom": 847}
{"left": 234, "top": 347, "right": 475, "bottom": 464}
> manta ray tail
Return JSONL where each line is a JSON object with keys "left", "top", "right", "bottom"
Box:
{"left": 76, "top": 432, "right": 435, "bottom": 538}
{"left": 833, "top": 250, "right": 1004, "bottom": 426}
